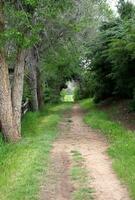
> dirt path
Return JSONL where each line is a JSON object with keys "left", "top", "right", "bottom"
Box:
{"left": 40, "top": 104, "right": 130, "bottom": 200}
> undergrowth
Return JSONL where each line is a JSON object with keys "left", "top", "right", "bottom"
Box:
{"left": 80, "top": 99, "right": 135, "bottom": 199}
{"left": 0, "top": 103, "right": 72, "bottom": 200}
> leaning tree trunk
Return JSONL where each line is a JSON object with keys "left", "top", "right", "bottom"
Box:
{"left": 37, "top": 67, "right": 44, "bottom": 109}
{"left": 27, "top": 49, "right": 39, "bottom": 111}
{"left": 12, "top": 49, "right": 26, "bottom": 134}
{"left": 0, "top": 52, "right": 19, "bottom": 141}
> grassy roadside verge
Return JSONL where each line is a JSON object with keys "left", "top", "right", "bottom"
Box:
{"left": 0, "top": 103, "right": 72, "bottom": 200}
{"left": 80, "top": 99, "right": 135, "bottom": 200}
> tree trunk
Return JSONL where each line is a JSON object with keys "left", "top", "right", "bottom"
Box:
{"left": 37, "top": 68, "right": 44, "bottom": 109}
{"left": 0, "top": 2, "right": 20, "bottom": 142}
{"left": 12, "top": 49, "right": 26, "bottom": 134}
{"left": 0, "top": 52, "right": 19, "bottom": 141}
{"left": 27, "top": 49, "right": 39, "bottom": 111}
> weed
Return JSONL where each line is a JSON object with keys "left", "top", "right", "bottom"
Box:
{"left": 71, "top": 150, "right": 93, "bottom": 200}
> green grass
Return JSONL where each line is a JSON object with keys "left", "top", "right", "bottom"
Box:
{"left": 80, "top": 98, "right": 135, "bottom": 199}
{"left": 0, "top": 103, "right": 72, "bottom": 200}
{"left": 64, "top": 95, "right": 74, "bottom": 102}
{"left": 71, "top": 150, "right": 93, "bottom": 200}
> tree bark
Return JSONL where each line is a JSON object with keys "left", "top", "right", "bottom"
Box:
{"left": 0, "top": 52, "right": 19, "bottom": 141}
{"left": 27, "top": 49, "right": 39, "bottom": 111}
{"left": 12, "top": 49, "right": 26, "bottom": 134}
{"left": 0, "top": 2, "right": 20, "bottom": 142}
{"left": 37, "top": 68, "right": 44, "bottom": 109}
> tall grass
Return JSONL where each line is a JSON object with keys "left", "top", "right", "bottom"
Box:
{"left": 0, "top": 103, "right": 72, "bottom": 200}
{"left": 80, "top": 99, "right": 135, "bottom": 199}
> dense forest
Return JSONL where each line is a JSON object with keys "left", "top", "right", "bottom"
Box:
{"left": 77, "top": 0, "right": 135, "bottom": 104}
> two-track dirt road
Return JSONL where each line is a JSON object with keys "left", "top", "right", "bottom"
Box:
{"left": 40, "top": 105, "right": 130, "bottom": 200}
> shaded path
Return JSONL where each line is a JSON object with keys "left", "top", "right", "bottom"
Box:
{"left": 40, "top": 105, "right": 130, "bottom": 200}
